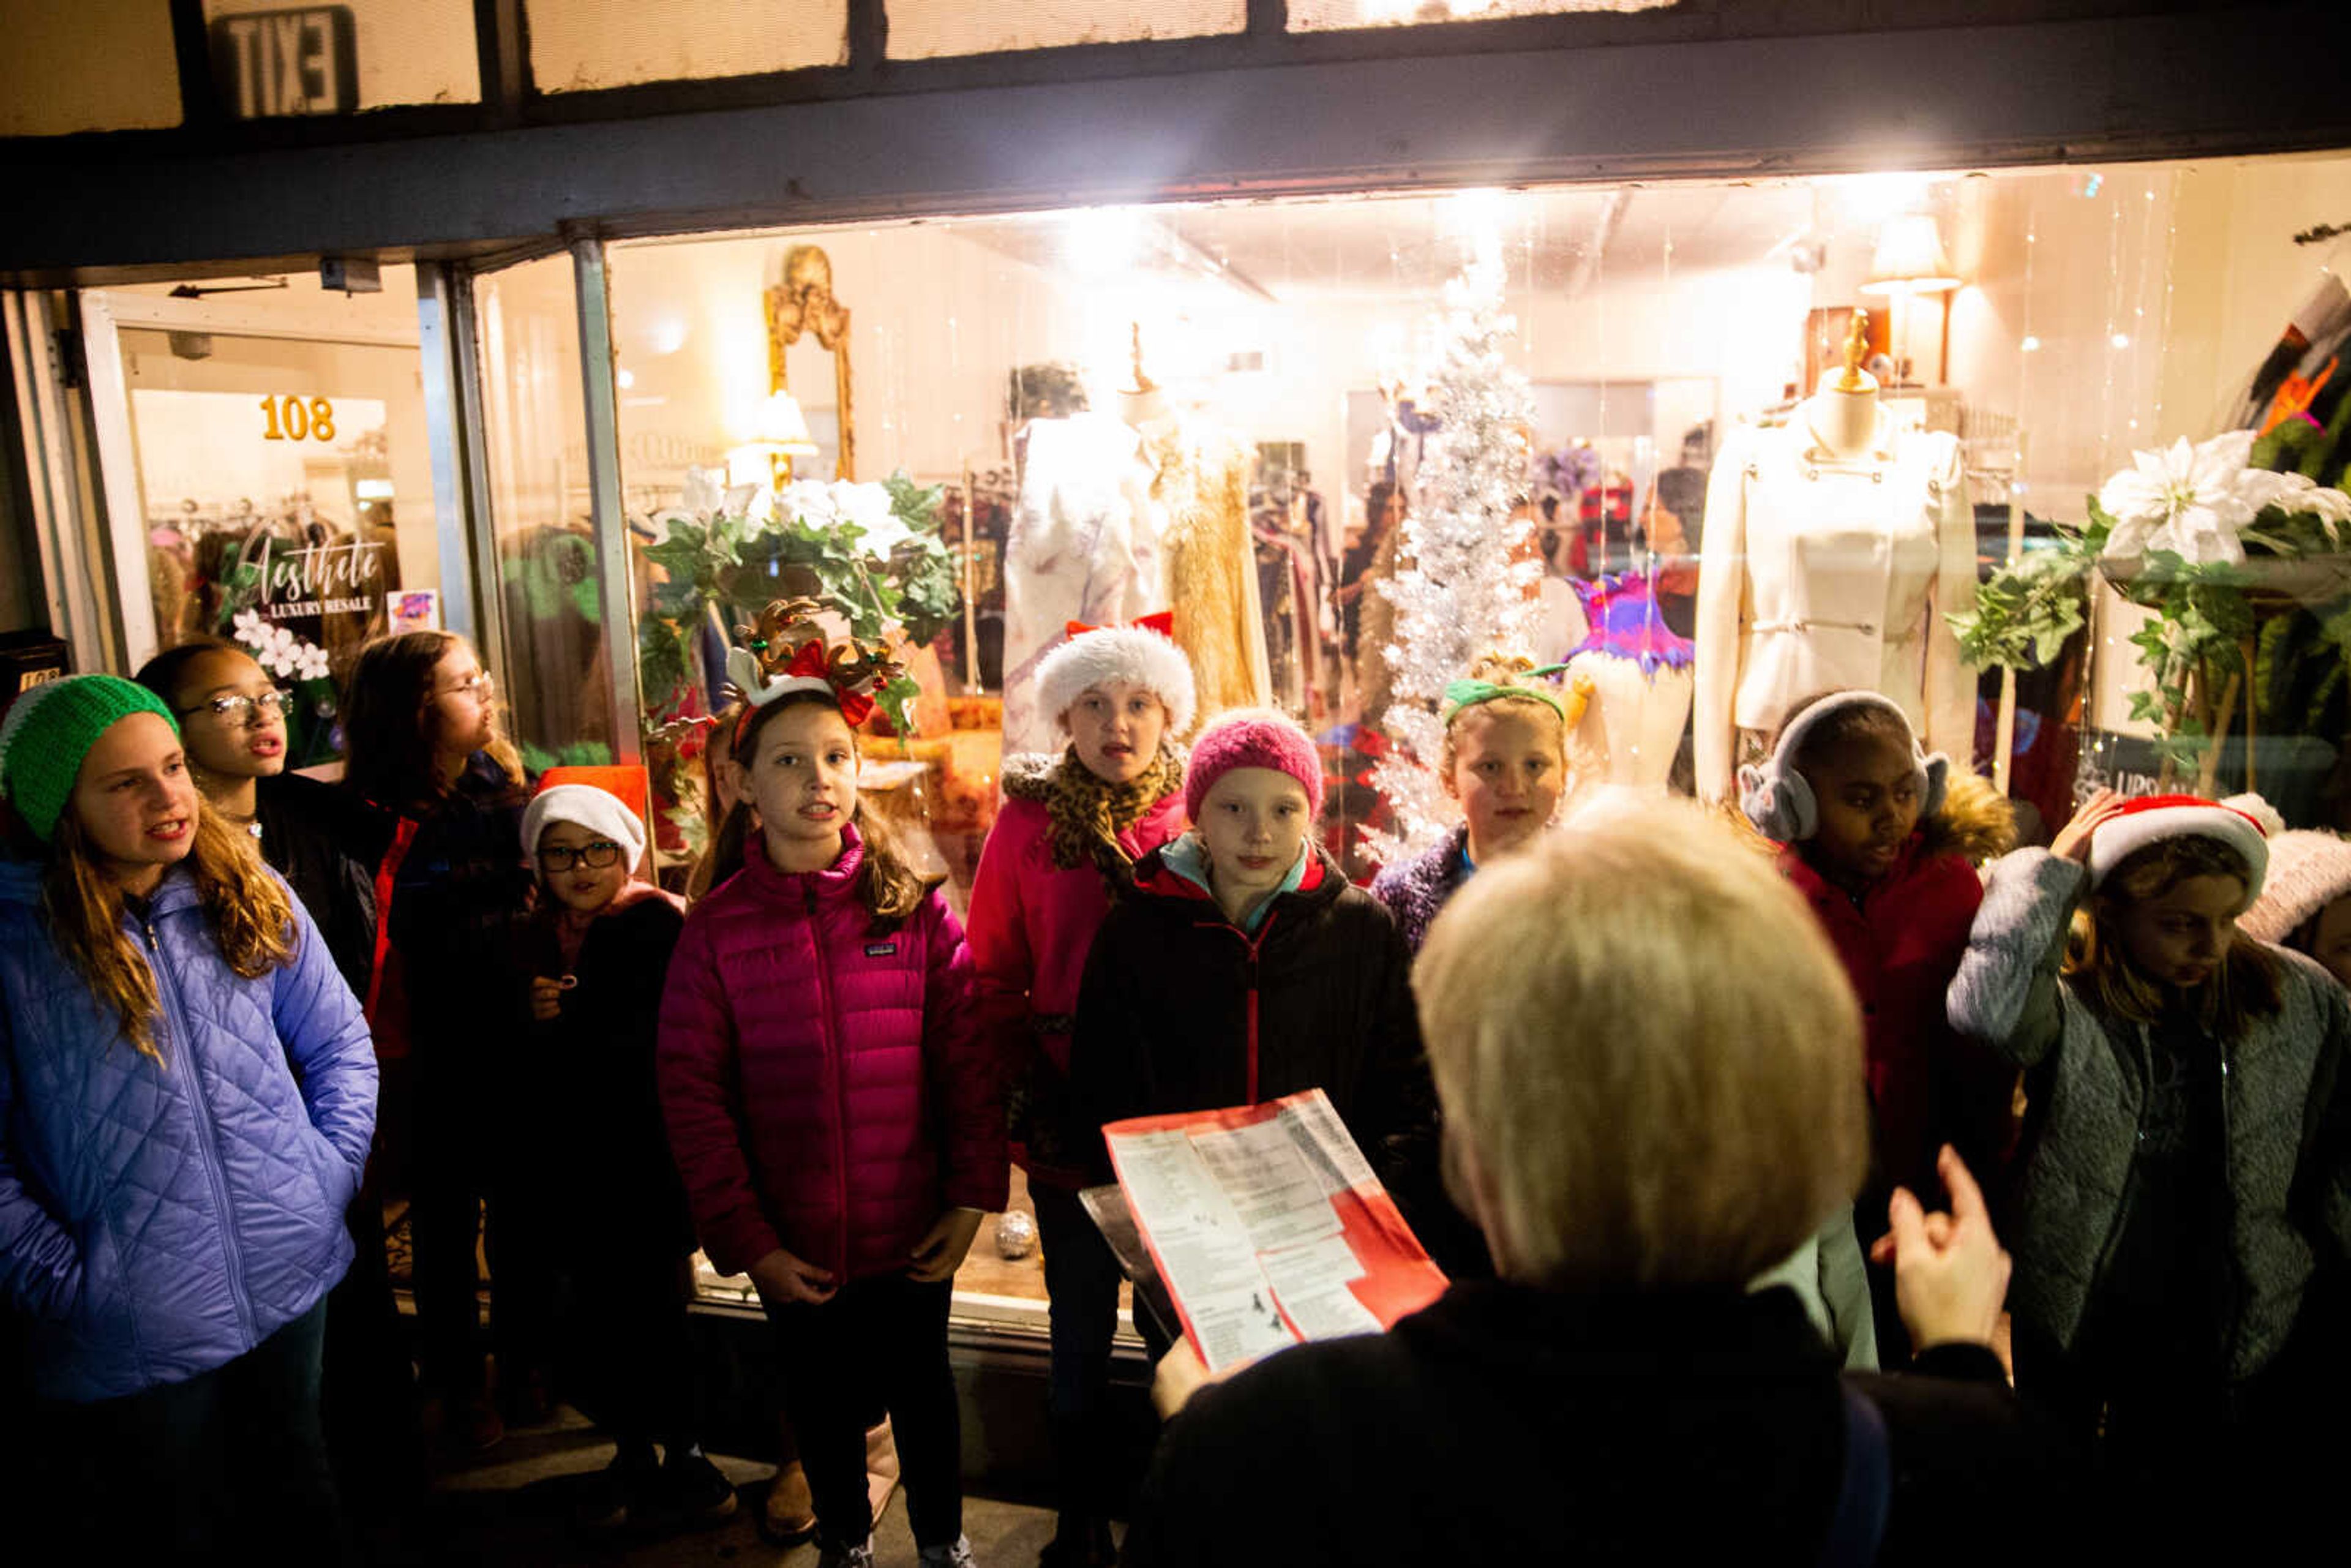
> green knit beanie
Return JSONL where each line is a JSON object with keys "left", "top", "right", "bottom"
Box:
{"left": 0, "top": 674, "right": 181, "bottom": 842}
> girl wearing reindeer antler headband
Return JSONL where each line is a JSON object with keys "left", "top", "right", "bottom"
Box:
{"left": 657, "top": 601, "right": 1004, "bottom": 1568}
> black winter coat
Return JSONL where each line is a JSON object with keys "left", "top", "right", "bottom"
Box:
{"left": 1070, "top": 839, "right": 1436, "bottom": 1202}
{"left": 1126, "top": 1283, "right": 2082, "bottom": 1568}
{"left": 252, "top": 770, "right": 394, "bottom": 1004}
{"left": 509, "top": 890, "right": 695, "bottom": 1258}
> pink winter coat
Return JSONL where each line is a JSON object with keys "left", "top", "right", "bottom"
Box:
{"left": 656, "top": 825, "right": 1008, "bottom": 1283}
{"left": 966, "top": 766, "right": 1187, "bottom": 1189}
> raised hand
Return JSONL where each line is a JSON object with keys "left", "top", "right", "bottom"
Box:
{"left": 1870, "top": 1144, "right": 2012, "bottom": 1351}
{"left": 2050, "top": 787, "right": 2128, "bottom": 866}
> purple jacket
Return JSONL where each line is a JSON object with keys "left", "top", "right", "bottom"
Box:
{"left": 0, "top": 858, "right": 377, "bottom": 1401}
{"left": 658, "top": 826, "right": 1008, "bottom": 1283}
{"left": 1370, "top": 827, "right": 1471, "bottom": 955}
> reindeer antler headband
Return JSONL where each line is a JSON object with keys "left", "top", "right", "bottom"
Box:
{"left": 724, "top": 596, "right": 904, "bottom": 742}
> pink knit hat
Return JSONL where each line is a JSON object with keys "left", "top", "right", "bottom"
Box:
{"left": 1185, "top": 708, "right": 1324, "bottom": 821}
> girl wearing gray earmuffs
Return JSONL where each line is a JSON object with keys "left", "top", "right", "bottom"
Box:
{"left": 1741, "top": 689, "right": 2020, "bottom": 1361}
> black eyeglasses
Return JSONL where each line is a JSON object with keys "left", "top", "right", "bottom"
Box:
{"left": 538, "top": 839, "right": 623, "bottom": 871}
{"left": 178, "top": 691, "right": 290, "bottom": 725}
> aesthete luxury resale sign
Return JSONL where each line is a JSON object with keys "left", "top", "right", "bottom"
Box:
{"left": 209, "top": 7, "right": 360, "bottom": 120}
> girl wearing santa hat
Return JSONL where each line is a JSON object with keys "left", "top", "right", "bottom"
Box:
{"left": 1949, "top": 788, "right": 2351, "bottom": 1548}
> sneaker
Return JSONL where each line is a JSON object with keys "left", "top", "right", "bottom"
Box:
{"left": 817, "top": 1540, "right": 877, "bottom": 1568}
{"left": 657, "top": 1449, "right": 739, "bottom": 1525}
{"left": 920, "top": 1534, "right": 978, "bottom": 1568}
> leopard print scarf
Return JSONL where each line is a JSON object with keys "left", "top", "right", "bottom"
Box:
{"left": 1006, "top": 744, "right": 1188, "bottom": 890}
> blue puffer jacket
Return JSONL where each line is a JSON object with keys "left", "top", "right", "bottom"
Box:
{"left": 0, "top": 857, "right": 377, "bottom": 1402}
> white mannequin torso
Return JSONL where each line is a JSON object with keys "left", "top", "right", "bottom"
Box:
{"left": 1690, "top": 405, "right": 1978, "bottom": 802}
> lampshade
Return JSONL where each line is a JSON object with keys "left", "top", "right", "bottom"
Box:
{"left": 749, "top": 389, "right": 820, "bottom": 455}
{"left": 1859, "top": 212, "right": 1961, "bottom": 295}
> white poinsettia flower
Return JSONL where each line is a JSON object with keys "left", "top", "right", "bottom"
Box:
{"left": 2098, "top": 430, "right": 2267, "bottom": 566}
{"left": 2241, "top": 469, "right": 2351, "bottom": 542}
{"left": 779, "top": 479, "right": 834, "bottom": 526}
{"left": 834, "top": 481, "right": 913, "bottom": 557}
{"left": 679, "top": 465, "right": 727, "bottom": 518}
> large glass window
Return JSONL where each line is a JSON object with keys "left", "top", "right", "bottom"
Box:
{"left": 582, "top": 152, "right": 2351, "bottom": 1319}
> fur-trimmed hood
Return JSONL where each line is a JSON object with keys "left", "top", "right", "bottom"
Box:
{"left": 1919, "top": 772, "right": 2017, "bottom": 865}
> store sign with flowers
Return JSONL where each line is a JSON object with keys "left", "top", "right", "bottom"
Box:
{"left": 1955, "top": 429, "right": 2351, "bottom": 795}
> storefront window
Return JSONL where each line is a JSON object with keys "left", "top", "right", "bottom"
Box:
{"left": 84, "top": 267, "right": 445, "bottom": 765}
{"left": 525, "top": 0, "right": 848, "bottom": 91}
{"left": 589, "top": 152, "right": 2351, "bottom": 1315}
{"left": 885, "top": 0, "right": 1243, "bottom": 59}
{"left": 471, "top": 253, "right": 619, "bottom": 773}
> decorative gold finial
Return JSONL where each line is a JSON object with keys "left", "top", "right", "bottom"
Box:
{"left": 1835, "top": 309, "right": 1873, "bottom": 393}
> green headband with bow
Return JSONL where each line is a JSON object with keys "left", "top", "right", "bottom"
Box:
{"left": 1440, "top": 663, "right": 1575, "bottom": 725}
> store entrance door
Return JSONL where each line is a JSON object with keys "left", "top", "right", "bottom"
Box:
{"left": 78, "top": 272, "right": 446, "bottom": 766}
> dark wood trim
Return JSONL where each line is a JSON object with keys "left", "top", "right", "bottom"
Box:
{"left": 166, "top": 0, "right": 219, "bottom": 131}
{"left": 5, "top": 8, "right": 2347, "bottom": 281}
{"left": 474, "top": 0, "right": 527, "bottom": 127}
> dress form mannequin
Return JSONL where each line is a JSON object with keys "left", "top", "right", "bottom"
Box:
{"left": 1692, "top": 310, "right": 1977, "bottom": 801}
{"left": 1001, "top": 405, "right": 1155, "bottom": 757}
{"left": 1559, "top": 571, "right": 1695, "bottom": 812}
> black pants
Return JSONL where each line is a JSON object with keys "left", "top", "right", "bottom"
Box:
{"left": 569, "top": 1246, "right": 700, "bottom": 1455}
{"left": 47, "top": 1300, "right": 344, "bottom": 1566}
{"left": 1034, "top": 1184, "right": 1127, "bottom": 1521}
{"left": 768, "top": 1275, "right": 961, "bottom": 1551}
{"left": 321, "top": 1173, "right": 424, "bottom": 1504}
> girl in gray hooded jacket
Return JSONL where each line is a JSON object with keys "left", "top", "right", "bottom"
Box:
{"left": 1949, "top": 789, "right": 2351, "bottom": 1548}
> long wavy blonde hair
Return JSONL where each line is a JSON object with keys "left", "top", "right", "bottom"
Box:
{"left": 43, "top": 800, "right": 296, "bottom": 1062}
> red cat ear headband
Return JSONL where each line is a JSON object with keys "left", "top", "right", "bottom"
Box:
{"left": 724, "top": 597, "right": 904, "bottom": 746}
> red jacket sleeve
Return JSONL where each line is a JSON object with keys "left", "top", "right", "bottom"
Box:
{"left": 923, "top": 892, "right": 1010, "bottom": 1213}
{"left": 656, "top": 908, "right": 780, "bottom": 1276}
{"left": 965, "top": 811, "right": 1035, "bottom": 1081}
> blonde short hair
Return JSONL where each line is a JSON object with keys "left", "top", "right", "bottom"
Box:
{"left": 1413, "top": 803, "right": 1868, "bottom": 1289}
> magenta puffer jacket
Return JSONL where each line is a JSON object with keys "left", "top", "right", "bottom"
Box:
{"left": 657, "top": 825, "right": 1007, "bottom": 1283}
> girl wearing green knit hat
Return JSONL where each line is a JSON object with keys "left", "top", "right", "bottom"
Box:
{"left": 0, "top": 672, "right": 378, "bottom": 1559}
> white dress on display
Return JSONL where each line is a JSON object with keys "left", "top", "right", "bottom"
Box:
{"left": 1692, "top": 410, "right": 1977, "bottom": 803}
{"left": 1001, "top": 412, "right": 1160, "bottom": 757}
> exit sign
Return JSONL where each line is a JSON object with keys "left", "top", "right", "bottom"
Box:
{"left": 211, "top": 7, "right": 359, "bottom": 119}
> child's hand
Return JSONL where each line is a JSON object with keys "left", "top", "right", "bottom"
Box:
{"left": 528, "top": 977, "right": 566, "bottom": 1022}
{"left": 1868, "top": 1145, "right": 2012, "bottom": 1352}
{"left": 747, "top": 1247, "right": 838, "bottom": 1307}
{"left": 907, "top": 1208, "right": 985, "bottom": 1282}
{"left": 2050, "top": 787, "right": 2128, "bottom": 865}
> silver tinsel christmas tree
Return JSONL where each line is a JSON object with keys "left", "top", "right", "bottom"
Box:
{"left": 1364, "top": 253, "right": 1540, "bottom": 868}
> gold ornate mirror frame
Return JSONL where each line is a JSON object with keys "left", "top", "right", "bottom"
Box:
{"left": 765, "top": 244, "right": 855, "bottom": 480}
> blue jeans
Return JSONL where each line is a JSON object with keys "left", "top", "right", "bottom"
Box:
{"left": 51, "top": 1299, "right": 345, "bottom": 1565}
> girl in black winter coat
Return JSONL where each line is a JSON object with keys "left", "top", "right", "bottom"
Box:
{"left": 1071, "top": 711, "right": 1438, "bottom": 1264}
{"left": 511, "top": 782, "right": 734, "bottom": 1532}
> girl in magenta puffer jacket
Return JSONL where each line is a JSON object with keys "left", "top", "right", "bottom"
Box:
{"left": 658, "top": 623, "right": 1005, "bottom": 1568}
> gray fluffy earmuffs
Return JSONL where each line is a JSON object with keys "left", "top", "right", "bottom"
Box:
{"left": 1736, "top": 691, "right": 1948, "bottom": 842}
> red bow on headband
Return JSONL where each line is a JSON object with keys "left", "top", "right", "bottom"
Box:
{"left": 1064, "top": 609, "right": 1176, "bottom": 640}
{"left": 785, "top": 639, "right": 830, "bottom": 679}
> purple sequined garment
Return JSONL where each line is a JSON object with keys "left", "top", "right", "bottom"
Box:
{"left": 1567, "top": 569, "right": 1695, "bottom": 678}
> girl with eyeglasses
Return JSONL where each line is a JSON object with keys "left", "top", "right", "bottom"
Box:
{"left": 500, "top": 783, "right": 735, "bottom": 1531}
{"left": 341, "top": 631, "right": 536, "bottom": 1454}
{"left": 134, "top": 638, "right": 421, "bottom": 1510}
